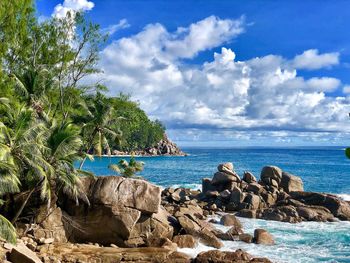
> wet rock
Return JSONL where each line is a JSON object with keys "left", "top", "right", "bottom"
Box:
{"left": 239, "top": 233, "right": 254, "bottom": 243}
{"left": 220, "top": 214, "right": 243, "bottom": 229}
{"left": 173, "top": 235, "right": 198, "bottom": 248}
{"left": 254, "top": 229, "right": 275, "bottom": 245}
{"left": 177, "top": 215, "right": 223, "bottom": 249}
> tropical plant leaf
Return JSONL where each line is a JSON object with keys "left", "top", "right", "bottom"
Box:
{"left": 0, "top": 215, "right": 17, "bottom": 244}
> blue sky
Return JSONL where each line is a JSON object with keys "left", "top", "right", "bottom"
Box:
{"left": 36, "top": 0, "right": 350, "bottom": 146}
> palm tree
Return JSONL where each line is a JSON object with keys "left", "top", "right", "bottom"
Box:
{"left": 108, "top": 156, "right": 144, "bottom": 178}
{"left": 79, "top": 92, "right": 122, "bottom": 169}
{"left": 44, "top": 121, "right": 91, "bottom": 206}
{"left": 0, "top": 104, "right": 53, "bottom": 223}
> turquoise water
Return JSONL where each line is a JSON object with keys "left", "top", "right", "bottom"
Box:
{"left": 82, "top": 147, "right": 350, "bottom": 263}
{"left": 82, "top": 147, "right": 350, "bottom": 195}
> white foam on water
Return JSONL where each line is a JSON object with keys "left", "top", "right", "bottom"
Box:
{"left": 337, "top": 194, "right": 350, "bottom": 201}
{"left": 169, "top": 183, "right": 202, "bottom": 191}
{"left": 178, "top": 214, "right": 350, "bottom": 263}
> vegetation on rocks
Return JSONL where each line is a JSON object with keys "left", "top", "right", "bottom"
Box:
{"left": 0, "top": 0, "right": 165, "bottom": 243}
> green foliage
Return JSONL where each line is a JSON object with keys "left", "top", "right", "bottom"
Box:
{"left": 345, "top": 148, "right": 350, "bottom": 159}
{"left": 109, "top": 157, "right": 144, "bottom": 178}
{"left": 0, "top": 0, "right": 165, "bottom": 244}
{"left": 0, "top": 215, "right": 17, "bottom": 244}
{"left": 110, "top": 95, "right": 165, "bottom": 151}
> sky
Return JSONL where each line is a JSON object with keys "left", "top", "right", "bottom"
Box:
{"left": 35, "top": 0, "right": 350, "bottom": 147}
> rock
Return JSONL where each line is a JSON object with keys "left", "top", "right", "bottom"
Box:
{"left": 244, "top": 193, "right": 260, "bottom": 210}
{"left": 212, "top": 172, "right": 239, "bottom": 185}
{"left": 88, "top": 176, "right": 161, "bottom": 214}
{"left": 243, "top": 172, "right": 257, "bottom": 184}
{"left": 254, "top": 229, "right": 275, "bottom": 245}
{"left": 160, "top": 238, "right": 178, "bottom": 251}
{"left": 220, "top": 190, "right": 231, "bottom": 199}
{"left": 230, "top": 186, "right": 245, "bottom": 204}
{"left": 33, "top": 206, "right": 67, "bottom": 242}
{"left": 220, "top": 214, "right": 243, "bottom": 229}
{"left": 37, "top": 243, "right": 191, "bottom": 263}
{"left": 61, "top": 176, "right": 172, "bottom": 247}
{"left": 218, "top": 162, "right": 234, "bottom": 172}
{"left": 173, "top": 235, "right": 198, "bottom": 248}
{"left": 236, "top": 209, "right": 256, "bottom": 218}
{"left": 9, "top": 241, "right": 42, "bottom": 263}
{"left": 38, "top": 238, "right": 54, "bottom": 244}
{"left": 296, "top": 206, "right": 334, "bottom": 221}
{"left": 194, "top": 249, "right": 272, "bottom": 263}
{"left": 290, "top": 192, "right": 350, "bottom": 220}
{"left": 281, "top": 172, "right": 304, "bottom": 193}
{"left": 171, "top": 188, "right": 189, "bottom": 202}
{"left": 202, "top": 178, "right": 216, "bottom": 194}
{"left": 261, "top": 166, "right": 283, "bottom": 185}
{"left": 247, "top": 183, "right": 263, "bottom": 194}
{"left": 178, "top": 215, "right": 223, "bottom": 249}
{"left": 239, "top": 233, "right": 254, "bottom": 243}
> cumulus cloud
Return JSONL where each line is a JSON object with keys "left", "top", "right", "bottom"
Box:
{"left": 343, "top": 85, "right": 350, "bottom": 94}
{"left": 53, "top": 0, "right": 94, "bottom": 18}
{"left": 292, "top": 49, "right": 339, "bottom": 70}
{"left": 86, "top": 16, "right": 350, "bottom": 143}
{"left": 103, "top": 19, "right": 130, "bottom": 36}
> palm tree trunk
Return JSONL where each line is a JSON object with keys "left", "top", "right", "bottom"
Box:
{"left": 11, "top": 187, "right": 36, "bottom": 224}
{"left": 11, "top": 178, "right": 44, "bottom": 224}
{"left": 79, "top": 130, "right": 97, "bottom": 169}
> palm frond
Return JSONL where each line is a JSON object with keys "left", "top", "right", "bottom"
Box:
{"left": 0, "top": 215, "right": 17, "bottom": 244}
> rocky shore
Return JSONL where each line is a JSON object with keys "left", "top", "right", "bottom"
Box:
{"left": 112, "top": 134, "right": 187, "bottom": 156}
{"left": 2, "top": 162, "right": 350, "bottom": 262}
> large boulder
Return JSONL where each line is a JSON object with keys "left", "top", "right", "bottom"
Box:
{"left": 261, "top": 166, "right": 283, "bottom": 185}
{"left": 290, "top": 192, "right": 350, "bottom": 220}
{"left": 211, "top": 172, "right": 239, "bottom": 185}
{"left": 60, "top": 176, "right": 171, "bottom": 247}
{"left": 281, "top": 172, "right": 303, "bottom": 193}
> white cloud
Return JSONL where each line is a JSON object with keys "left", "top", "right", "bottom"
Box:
{"left": 53, "top": 0, "right": 94, "bottom": 18}
{"left": 293, "top": 49, "right": 339, "bottom": 70}
{"left": 343, "top": 85, "right": 350, "bottom": 94}
{"left": 85, "top": 16, "right": 350, "bottom": 143}
{"left": 103, "top": 19, "right": 130, "bottom": 36}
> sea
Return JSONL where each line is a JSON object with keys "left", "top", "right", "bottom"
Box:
{"left": 82, "top": 147, "right": 350, "bottom": 263}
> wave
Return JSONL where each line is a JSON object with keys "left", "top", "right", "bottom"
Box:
{"left": 337, "top": 194, "right": 350, "bottom": 201}
{"left": 178, "top": 213, "right": 350, "bottom": 263}
{"left": 169, "top": 183, "right": 202, "bottom": 191}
